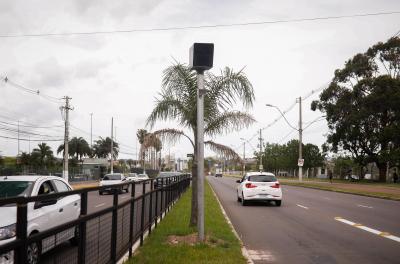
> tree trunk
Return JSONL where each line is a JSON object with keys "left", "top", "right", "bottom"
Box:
{"left": 377, "top": 162, "right": 387, "bottom": 182}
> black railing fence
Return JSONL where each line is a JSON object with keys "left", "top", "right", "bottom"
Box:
{"left": 0, "top": 174, "right": 191, "bottom": 264}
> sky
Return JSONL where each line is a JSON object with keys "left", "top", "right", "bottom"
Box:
{"left": 0, "top": 0, "right": 399, "bottom": 160}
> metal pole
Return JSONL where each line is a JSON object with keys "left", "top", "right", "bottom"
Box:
{"left": 298, "top": 96, "right": 303, "bottom": 182}
{"left": 259, "top": 129, "right": 263, "bottom": 171}
{"left": 111, "top": 117, "right": 114, "bottom": 174}
{"left": 196, "top": 71, "right": 205, "bottom": 242}
{"left": 63, "top": 96, "right": 71, "bottom": 182}
{"left": 90, "top": 113, "right": 93, "bottom": 148}
{"left": 242, "top": 141, "right": 246, "bottom": 175}
{"left": 17, "top": 120, "right": 20, "bottom": 155}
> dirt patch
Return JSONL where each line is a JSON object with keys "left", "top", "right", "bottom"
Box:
{"left": 166, "top": 233, "right": 228, "bottom": 247}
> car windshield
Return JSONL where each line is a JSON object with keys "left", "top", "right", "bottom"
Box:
{"left": 103, "top": 174, "right": 121, "bottom": 180}
{"left": 248, "top": 175, "right": 277, "bottom": 182}
{"left": 0, "top": 181, "right": 34, "bottom": 198}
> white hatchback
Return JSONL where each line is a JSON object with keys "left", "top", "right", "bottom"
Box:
{"left": 236, "top": 172, "right": 282, "bottom": 206}
{"left": 0, "top": 175, "right": 80, "bottom": 264}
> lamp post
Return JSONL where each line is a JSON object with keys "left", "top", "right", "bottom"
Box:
{"left": 190, "top": 43, "right": 214, "bottom": 242}
{"left": 240, "top": 138, "right": 246, "bottom": 176}
{"left": 266, "top": 100, "right": 303, "bottom": 182}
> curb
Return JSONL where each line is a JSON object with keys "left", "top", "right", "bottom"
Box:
{"left": 207, "top": 181, "right": 254, "bottom": 264}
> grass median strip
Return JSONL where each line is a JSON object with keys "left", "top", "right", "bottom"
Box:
{"left": 281, "top": 181, "right": 400, "bottom": 201}
{"left": 128, "top": 182, "right": 246, "bottom": 264}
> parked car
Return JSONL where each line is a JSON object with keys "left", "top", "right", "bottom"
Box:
{"left": 236, "top": 172, "right": 282, "bottom": 206}
{"left": 99, "top": 173, "right": 129, "bottom": 195}
{"left": 0, "top": 175, "right": 80, "bottom": 264}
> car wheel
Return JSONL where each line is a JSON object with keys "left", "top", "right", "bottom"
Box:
{"left": 99, "top": 191, "right": 103, "bottom": 195}
{"left": 241, "top": 192, "right": 247, "bottom": 206}
{"left": 275, "top": 200, "right": 282, "bottom": 207}
{"left": 27, "top": 241, "right": 40, "bottom": 264}
{"left": 237, "top": 191, "right": 241, "bottom": 202}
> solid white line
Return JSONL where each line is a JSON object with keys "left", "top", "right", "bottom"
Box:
{"left": 335, "top": 217, "right": 400, "bottom": 243}
{"left": 296, "top": 204, "right": 309, "bottom": 210}
{"left": 357, "top": 204, "right": 373, "bottom": 209}
{"left": 95, "top": 203, "right": 106, "bottom": 208}
{"left": 120, "top": 195, "right": 127, "bottom": 199}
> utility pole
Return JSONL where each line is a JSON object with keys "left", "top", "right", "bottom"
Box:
{"left": 259, "top": 129, "right": 263, "bottom": 172}
{"left": 62, "top": 96, "right": 72, "bottom": 182}
{"left": 298, "top": 96, "right": 303, "bottom": 182}
{"left": 110, "top": 117, "right": 114, "bottom": 174}
{"left": 17, "top": 120, "right": 20, "bottom": 156}
{"left": 240, "top": 138, "right": 246, "bottom": 176}
{"left": 90, "top": 113, "right": 93, "bottom": 148}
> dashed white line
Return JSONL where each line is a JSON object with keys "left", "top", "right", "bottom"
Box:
{"left": 323, "top": 197, "right": 331, "bottom": 200}
{"left": 95, "top": 203, "right": 106, "bottom": 208}
{"left": 247, "top": 249, "right": 275, "bottom": 262}
{"left": 296, "top": 204, "right": 309, "bottom": 210}
{"left": 335, "top": 217, "right": 400, "bottom": 243}
{"left": 357, "top": 204, "right": 373, "bottom": 209}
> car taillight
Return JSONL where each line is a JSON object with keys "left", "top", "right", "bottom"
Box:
{"left": 271, "top": 183, "right": 280, "bottom": 188}
{"left": 245, "top": 183, "right": 257, "bottom": 188}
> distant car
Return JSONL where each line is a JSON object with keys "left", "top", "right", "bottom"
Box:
{"left": 128, "top": 173, "right": 149, "bottom": 183}
{"left": 127, "top": 173, "right": 138, "bottom": 181}
{"left": 154, "top": 172, "right": 181, "bottom": 188}
{"left": 215, "top": 168, "right": 223, "bottom": 177}
{"left": 236, "top": 172, "right": 282, "bottom": 206}
{"left": 0, "top": 175, "right": 80, "bottom": 264}
{"left": 99, "top": 173, "right": 129, "bottom": 195}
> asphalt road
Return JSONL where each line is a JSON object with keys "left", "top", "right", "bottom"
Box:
{"left": 208, "top": 176, "right": 400, "bottom": 264}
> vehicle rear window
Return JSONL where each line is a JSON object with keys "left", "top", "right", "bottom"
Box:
{"left": 248, "top": 175, "right": 277, "bottom": 182}
{"left": 0, "top": 181, "right": 33, "bottom": 198}
{"left": 103, "top": 174, "right": 121, "bottom": 180}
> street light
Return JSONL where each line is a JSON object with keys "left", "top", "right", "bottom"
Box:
{"left": 240, "top": 138, "right": 246, "bottom": 176}
{"left": 266, "top": 99, "right": 303, "bottom": 182}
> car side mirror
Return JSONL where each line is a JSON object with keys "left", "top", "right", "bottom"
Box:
{"left": 34, "top": 199, "right": 57, "bottom": 209}
{"left": 236, "top": 179, "right": 241, "bottom": 183}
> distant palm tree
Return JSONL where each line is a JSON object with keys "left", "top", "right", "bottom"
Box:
{"left": 92, "top": 137, "right": 119, "bottom": 159}
{"left": 147, "top": 63, "right": 255, "bottom": 226}
{"left": 32, "top": 143, "right": 54, "bottom": 169}
{"left": 136, "top": 129, "right": 148, "bottom": 169}
{"left": 57, "top": 137, "right": 91, "bottom": 162}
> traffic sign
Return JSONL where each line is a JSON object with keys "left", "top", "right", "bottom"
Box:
{"left": 187, "top": 154, "right": 194, "bottom": 158}
{"left": 298, "top": 159, "right": 304, "bottom": 167}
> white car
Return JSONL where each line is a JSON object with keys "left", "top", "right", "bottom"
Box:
{"left": 99, "top": 173, "right": 129, "bottom": 195}
{"left": 236, "top": 172, "right": 282, "bottom": 206}
{"left": 126, "top": 173, "right": 149, "bottom": 182}
{"left": 0, "top": 175, "right": 80, "bottom": 264}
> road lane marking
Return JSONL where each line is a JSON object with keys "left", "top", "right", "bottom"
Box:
{"left": 121, "top": 195, "right": 128, "bottom": 199}
{"left": 247, "top": 250, "right": 275, "bottom": 262}
{"left": 335, "top": 217, "right": 400, "bottom": 243}
{"left": 296, "top": 204, "right": 309, "bottom": 210}
{"left": 357, "top": 204, "right": 373, "bottom": 209}
{"left": 95, "top": 203, "right": 106, "bottom": 208}
{"left": 323, "top": 197, "right": 331, "bottom": 200}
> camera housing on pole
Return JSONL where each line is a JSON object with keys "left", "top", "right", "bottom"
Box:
{"left": 189, "top": 42, "right": 214, "bottom": 242}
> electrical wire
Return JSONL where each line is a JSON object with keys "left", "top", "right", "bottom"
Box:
{"left": 0, "top": 11, "right": 399, "bottom": 38}
{"left": 0, "top": 134, "right": 63, "bottom": 141}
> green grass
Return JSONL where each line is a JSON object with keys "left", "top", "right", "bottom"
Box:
{"left": 281, "top": 181, "right": 400, "bottom": 201}
{"left": 128, "top": 182, "right": 246, "bottom": 264}
{"left": 278, "top": 176, "right": 400, "bottom": 187}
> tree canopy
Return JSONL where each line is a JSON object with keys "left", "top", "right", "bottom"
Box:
{"left": 312, "top": 37, "right": 400, "bottom": 181}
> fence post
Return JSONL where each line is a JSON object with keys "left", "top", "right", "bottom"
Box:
{"left": 148, "top": 179, "right": 154, "bottom": 235}
{"left": 129, "top": 182, "right": 135, "bottom": 258}
{"left": 78, "top": 192, "right": 88, "bottom": 264}
{"left": 160, "top": 178, "right": 164, "bottom": 221}
{"left": 110, "top": 189, "right": 119, "bottom": 263}
{"left": 15, "top": 202, "right": 28, "bottom": 264}
{"left": 140, "top": 181, "right": 146, "bottom": 246}
{"left": 154, "top": 178, "right": 159, "bottom": 229}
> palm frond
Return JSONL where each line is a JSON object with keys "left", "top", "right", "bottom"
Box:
{"left": 205, "top": 111, "right": 255, "bottom": 137}
{"left": 152, "top": 128, "right": 194, "bottom": 148}
{"left": 205, "top": 140, "right": 242, "bottom": 161}
{"left": 146, "top": 96, "right": 190, "bottom": 129}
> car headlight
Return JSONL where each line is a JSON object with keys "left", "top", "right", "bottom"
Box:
{"left": 0, "top": 224, "right": 16, "bottom": 240}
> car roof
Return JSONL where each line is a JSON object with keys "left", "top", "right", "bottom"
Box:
{"left": 245, "top": 172, "right": 275, "bottom": 176}
{"left": 0, "top": 175, "right": 64, "bottom": 182}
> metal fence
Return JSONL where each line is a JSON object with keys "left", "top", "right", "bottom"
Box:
{"left": 0, "top": 174, "right": 191, "bottom": 264}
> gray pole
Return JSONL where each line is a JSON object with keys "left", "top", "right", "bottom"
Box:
{"left": 196, "top": 71, "right": 205, "bottom": 241}
{"left": 111, "top": 117, "right": 114, "bottom": 174}
{"left": 259, "top": 129, "right": 263, "bottom": 171}
{"left": 298, "top": 96, "right": 303, "bottom": 182}
{"left": 63, "top": 96, "right": 72, "bottom": 182}
{"left": 240, "top": 139, "right": 246, "bottom": 175}
{"left": 17, "top": 120, "right": 20, "bottom": 156}
{"left": 90, "top": 113, "right": 93, "bottom": 148}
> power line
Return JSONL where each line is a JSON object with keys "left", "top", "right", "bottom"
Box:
{"left": 0, "top": 120, "right": 63, "bottom": 129}
{"left": 1, "top": 11, "right": 399, "bottom": 38}
{"left": 0, "top": 134, "right": 63, "bottom": 141}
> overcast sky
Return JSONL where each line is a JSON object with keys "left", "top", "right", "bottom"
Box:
{"left": 0, "top": 0, "right": 399, "bottom": 160}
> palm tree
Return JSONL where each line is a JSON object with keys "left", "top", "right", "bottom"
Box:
{"left": 92, "top": 137, "right": 119, "bottom": 159}
{"left": 32, "top": 143, "right": 54, "bottom": 169}
{"left": 58, "top": 137, "right": 91, "bottom": 162}
{"left": 136, "top": 129, "right": 148, "bottom": 169}
{"left": 147, "top": 63, "right": 255, "bottom": 226}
